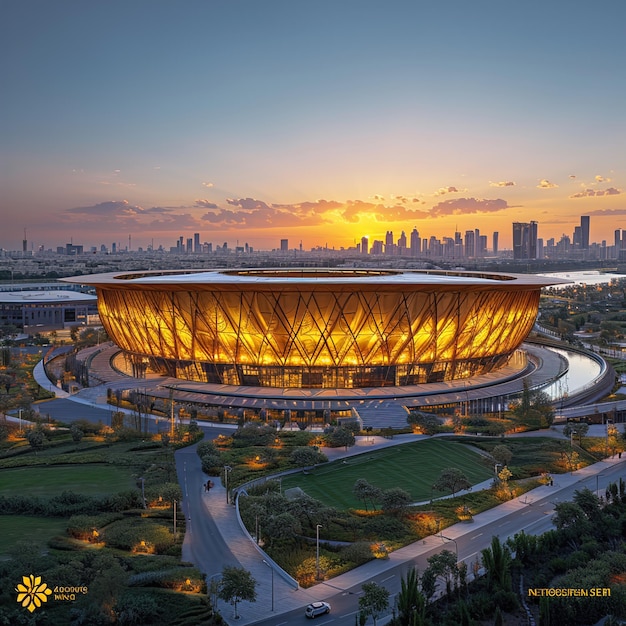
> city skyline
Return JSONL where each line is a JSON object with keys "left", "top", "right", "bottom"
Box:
{"left": 2, "top": 1, "right": 625, "bottom": 251}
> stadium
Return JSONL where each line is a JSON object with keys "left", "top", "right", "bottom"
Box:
{"left": 60, "top": 268, "right": 617, "bottom": 426}
{"left": 63, "top": 268, "right": 556, "bottom": 388}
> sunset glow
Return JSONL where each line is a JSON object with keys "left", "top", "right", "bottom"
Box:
{"left": 2, "top": 1, "right": 625, "bottom": 251}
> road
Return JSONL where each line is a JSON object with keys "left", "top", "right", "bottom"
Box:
{"left": 248, "top": 460, "right": 625, "bottom": 626}
{"left": 174, "top": 444, "right": 240, "bottom": 577}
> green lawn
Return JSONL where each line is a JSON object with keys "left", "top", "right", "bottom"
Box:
{"left": 0, "top": 464, "right": 137, "bottom": 497}
{"left": 0, "top": 515, "right": 69, "bottom": 554}
{"left": 281, "top": 438, "right": 493, "bottom": 509}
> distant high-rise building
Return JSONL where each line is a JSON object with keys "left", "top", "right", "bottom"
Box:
{"left": 385, "top": 231, "right": 394, "bottom": 255}
{"left": 186, "top": 238, "right": 193, "bottom": 253}
{"left": 493, "top": 232, "right": 499, "bottom": 255}
{"left": 410, "top": 228, "right": 420, "bottom": 257}
{"left": 371, "top": 240, "right": 383, "bottom": 255}
{"left": 580, "top": 216, "right": 590, "bottom": 249}
{"left": 464, "top": 230, "right": 475, "bottom": 258}
{"left": 194, "top": 233, "right": 201, "bottom": 253}
{"left": 280, "top": 239, "right": 288, "bottom": 252}
{"left": 361, "top": 236, "right": 369, "bottom": 255}
{"left": 397, "top": 231, "right": 407, "bottom": 253}
{"left": 513, "top": 221, "right": 538, "bottom": 260}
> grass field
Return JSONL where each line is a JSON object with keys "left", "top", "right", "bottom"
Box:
{"left": 281, "top": 438, "right": 493, "bottom": 509}
{"left": 0, "top": 464, "right": 137, "bottom": 497}
{"left": 0, "top": 515, "right": 69, "bottom": 553}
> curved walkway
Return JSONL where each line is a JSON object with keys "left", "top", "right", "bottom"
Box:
{"left": 181, "top": 429, "right": 624, "bottom": 625}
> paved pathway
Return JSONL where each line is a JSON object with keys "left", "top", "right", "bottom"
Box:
{"left": 182, "top": 432, "right": 625, "bottom": 625}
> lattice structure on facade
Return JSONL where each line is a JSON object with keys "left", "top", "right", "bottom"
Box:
{"left": 64, "top": 269, "right": 559, "bottom": 389}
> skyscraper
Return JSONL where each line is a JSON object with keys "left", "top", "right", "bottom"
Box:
{"left": 361, "top": 236, "right": 369, "bottom": 255}
{"left": 513, "top": 221, "right": 538, "bottom": 260}
{"left": 580, "top": 216, "right": 590, "bottom": 249}
{"left": 410, "top": 228, "right": 420, "bottom": 257}
{"left": 280, "top": 239, "right": 288, "bottom": 252}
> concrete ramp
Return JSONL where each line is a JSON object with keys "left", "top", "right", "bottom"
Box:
{"left": 354, "top": 402, "right": 410, "bottom": 429}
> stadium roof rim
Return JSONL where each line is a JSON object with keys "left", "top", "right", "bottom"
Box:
{"left": 61, "top": 268, "right": 567, "bottom": 289}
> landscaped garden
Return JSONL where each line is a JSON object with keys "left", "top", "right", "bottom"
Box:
{"left": 0, "top": 418, "right": 221, "bottom": 626}
{"left": 197, "top": 422, "right": 612, "bottom": 589}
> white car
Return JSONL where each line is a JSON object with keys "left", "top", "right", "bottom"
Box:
{"left": 305, "top": 601, "right": 331, "bottom": 618}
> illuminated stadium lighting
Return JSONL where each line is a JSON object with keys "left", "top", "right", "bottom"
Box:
{"left": 63, "top": 269, "right": 559, "bottom": 390}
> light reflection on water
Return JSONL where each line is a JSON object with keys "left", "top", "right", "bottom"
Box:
{"left": 541, "top": 347, "right": 603, "bottom": 401}
{"left": 538, "top": 270, "right": 626, "bottom": 288}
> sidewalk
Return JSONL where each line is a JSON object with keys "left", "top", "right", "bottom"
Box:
{"left": 194, "top": 436, "right": 626, "bottom": 625}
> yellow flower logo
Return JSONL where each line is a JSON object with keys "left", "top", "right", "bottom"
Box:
{"left": 16, "top": 574, "right": 52, "bottom": 613}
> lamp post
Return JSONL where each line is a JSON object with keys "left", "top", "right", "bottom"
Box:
{"left": 173, "top": 499, "right": 177, "bottom": 536}
{"left": 440, "top": 534, "right": 459, "bottom": 562}
{"left": 494, "top": 463, "right": 502, "bottom": 478}
{"left": 140, "top": 477, "right": 146, "bottom": 508}
{"left": 596, "top": 473, "right": 604, "bottom": 499}
{"left": 316, "top": 524, "right": 322, "bottom": 580}
{"left": 224, "top": 466, "right": 232, "bottom": 504}
{"left": 262, "top": 559, "right": 274, "bottom": 611}
{"left": 18, "top": 408, "right": 23, "bottom": 433}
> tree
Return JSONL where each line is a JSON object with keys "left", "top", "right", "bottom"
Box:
{"left": 353, "top": 479, "right": 382, "bottom": 511}
{"left": 432, "top": 468, "right": 471, "bottom": 497}
{"left": 407, "top": 411, "right": 440, "bottom": 435}
{"left": 325, "top": 426, "right": 355, "bottom": 450}
{"left": 70, "top": 423, "right": 84, "bottom": 443}
{"left": 358, "top": 581, "right": 389, "bottom": 626}
{"left": 380, "top": 487, "right": 412, "bottom": 515}
{"left": 563, "top": 421, "right": 589, "bottom": 445}
{"left": 491, "top": 444, "right": 513, "bottom": 467}
{"left": 26, "top": 427, "right": 46, "bottom": 452}
{"left": 396, "top": 567, "right": 426, "bottom": 626}
{"left": 290, "top": 446, "right": 327, "bottom": 467}
{"left": 480, "top": 536, "right": 512, "bottom": 591}
{"left": 426, "top": 550, "right": 458, "bottom": 598}
{"left": 219, "top": 566, "right": 257, "bottom": 619}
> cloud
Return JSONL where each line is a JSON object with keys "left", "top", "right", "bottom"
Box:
{"left": 537, "top": 179, "right": 558, "bottom": 189}
{"left": 569, "top": 187, "right": 622, "bottom": 198}
{"left": 195, "top": 199, "right": 219, "bottom": 209}
{"left": 430, "top": 197, "right": 509, "bottom": 216}
{"left": 586, "top": 208, "right": 626, "bottom": 216}
{"left": 65, "top": 200, "right": 142, "bottom": 217}
{"left": 569, "top": 174, "right": 576, "bottom": 179}
{"left": 489, "top": 181, "right": 515, "bottom": 187}
{"left": 435, "top": 186, "right": 459, "bottom": 195}
{"left": 202, "top": 182, "right": 214, "bottom": 188}
{"left": 201, "top": 197, "right": 330, "bottom": 228}
{"left": 595, "top": 175, "right": 611, "bottom": 183}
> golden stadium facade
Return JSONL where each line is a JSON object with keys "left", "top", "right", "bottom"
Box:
{"left": 64, "top": 268, "right": 557, "bottom": 390}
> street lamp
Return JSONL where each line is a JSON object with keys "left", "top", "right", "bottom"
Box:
{"left": 596, "top": 473, "right": 605, "bottom": 499}
{"left": 224, "top": 466, "right": 232, "bottom": 504}
{"left": 18, "top": 408, "right": 23, "bottom": 433}
{"left": 494, "top": 463, "right": 502, "bottom": 478}
{"left": 440, "top": 534, "right": 459, "bottom": 562}
{"left": 262, "top": 559, "right": 274, "bottom": 611}
{"left": 316, "top": 524, "right": 323, "bottom": 580}
{"left": 139, "top": 477, "right": 146, "bottom": 508}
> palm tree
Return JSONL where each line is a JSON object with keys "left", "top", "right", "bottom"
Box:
{"left": 480, "top": 536, "right": 512, "bottom": 592}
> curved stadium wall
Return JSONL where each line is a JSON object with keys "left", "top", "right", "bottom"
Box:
{"left": 63, "top": 269, "right": 555, "bottom": 389}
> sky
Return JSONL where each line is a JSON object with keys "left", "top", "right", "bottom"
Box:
{"left": 2, "top": 0, "right": 625, "bottom": 252}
